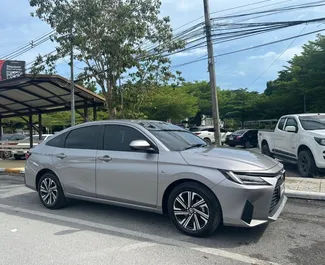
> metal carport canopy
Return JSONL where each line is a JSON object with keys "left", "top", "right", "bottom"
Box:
{"left": 0, "top": 74, "right": 105, "bottom": 118}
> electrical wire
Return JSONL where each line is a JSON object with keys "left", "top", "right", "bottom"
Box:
{"left": 173, "top": 0, "right": 272, "bottom": 33}
{"left": 170, "top": 27, "right": 325, "bottom": 69}
{"left": 251, "top": 24, "right": 308, "bottom": 85}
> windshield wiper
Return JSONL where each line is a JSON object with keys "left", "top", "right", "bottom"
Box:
{"left": 183, "top": 144, "right": 207, "bottom": 150}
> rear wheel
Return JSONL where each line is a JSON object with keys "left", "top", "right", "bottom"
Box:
{"left": 167, "top": 182, "right": 222, "bottom": 237}
{"left": 204, "top": 138, "right": 212, "bottom": 145}
{"left": 298, "top": 150, "right": 317, "bottom": 177}
{"left": 38, "top": 172, "right": 67, "bottom": 209}
{"left": 228, "top": 144, "right": 235, "bottom": 147}
{"left": 244, "top": 141, "right": 251, "bottom": 148}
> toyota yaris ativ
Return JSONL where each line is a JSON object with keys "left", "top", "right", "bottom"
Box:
{"left": 25, "top": 120, "right": 287, "bottom": 237}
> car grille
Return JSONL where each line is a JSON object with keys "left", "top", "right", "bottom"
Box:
{"left": 269, "top": 174, "right": 285, "bottom": 214}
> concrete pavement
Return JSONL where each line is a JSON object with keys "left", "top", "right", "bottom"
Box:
{"left": 0, "top": 175, "right": 324, "bottom": 265}
{"left": 285, "top": 177, "right": 325, "bottom": 200}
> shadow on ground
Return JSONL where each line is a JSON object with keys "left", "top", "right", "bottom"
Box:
{"left": 0, "top": 189, "right": 268, "bottom": 250}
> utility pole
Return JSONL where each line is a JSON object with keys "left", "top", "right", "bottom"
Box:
{"left": 203, "top": 0, "right": 221, "bottom": 146}
{"left": 70, "top": 27, "right": 75, "bottom": 126}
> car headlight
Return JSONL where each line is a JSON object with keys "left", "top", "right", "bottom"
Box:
{"left": 222, "top": 171, "right": 270, "bottom": 185}
{"left": 314, "top": 137, "right": 325, "bottom": 146}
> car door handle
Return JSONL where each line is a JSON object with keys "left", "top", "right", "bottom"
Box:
{"left": 55, "top": 153, "right": 66, "bottom": 159}
{"left": 97, "top": 155, "right": 112, "bottom": 162}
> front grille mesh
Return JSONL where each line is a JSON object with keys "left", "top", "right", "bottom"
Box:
{"left": 269, "top": 175, "right": 284, "bottom": 214}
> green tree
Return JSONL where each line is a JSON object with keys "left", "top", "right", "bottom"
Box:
{"left": 29, "top": 0, "right": 184, "bottom": 118}
{"left": 142, "top": 86, "right": 198, "bottom": 122}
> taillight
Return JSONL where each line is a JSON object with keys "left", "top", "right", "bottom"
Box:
{"left": 194, "top": 132, "right": 201, "bottom": 135}
{"left": 236, "top": 136, "right": 241, "bottom": 140}
{"left": 25, "top": 152, "right": 31, "bottom": 160}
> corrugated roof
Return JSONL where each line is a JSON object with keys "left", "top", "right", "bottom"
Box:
{"left": 0, "top": 74, "right": 105, "bottom": 118}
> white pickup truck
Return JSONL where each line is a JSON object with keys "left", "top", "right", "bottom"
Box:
{"left": 258, "top": 113, "right": 325, "bottom": 177}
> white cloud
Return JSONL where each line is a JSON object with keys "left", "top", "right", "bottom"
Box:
{"left": 238, "top": 71, "right": 245, "bottom": 76}
{"left": 249, "top": 52, "right": 277, "bottom": 60}
{"left": 248, "top": 46, "right": 303, "bottom": 61}
{"left": 172, "top": 47, "right": 207, "bottom": 58}
{"left": 280, "top": 46, "right": 303, "bottom": 61}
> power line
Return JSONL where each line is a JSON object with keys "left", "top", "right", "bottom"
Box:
{"left": 171, "top": 27, "right": 325, "bottom": 68}
{"left": 173, "top": 0, "right": 272, "bottom": 33}
{"left": 0, "top": 30, "right": 55, "bottom": 60}
{"left": 251, "top": 24, "right": 308, "bottom": 85}
{"left": 211, "top": 0, "right": 325, "bottom": 21}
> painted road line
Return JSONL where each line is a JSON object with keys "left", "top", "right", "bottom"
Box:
{"left": 0, "top": 203, "right": 279, "bottom": 265}
{"left": 0, "top": 168, "right": 25, "bottom": 174}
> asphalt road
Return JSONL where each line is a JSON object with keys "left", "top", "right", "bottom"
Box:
{"left": 0, "top": 175, "right": 324, "bottom": 265}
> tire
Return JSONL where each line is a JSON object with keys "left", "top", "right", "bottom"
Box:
{"left": 244, "top": 141, "right": 251, "bottom": 148}
{"left": 167, "top": 182, "right": 222, "bottom": 237}
{"left": 261, "top": 142, "right": 271, "bottom": 157}
{"left": 4, "top": 151, "right": 11, "bottom": 159}
{"left": 298, "top": 150, "right": 318, "bottom": 178}
{"left": 228, "top": 144, "right": 235, "bottom": 147}
{"left": 204, "top": 138, "right": 212, "bottom": 145}
{"left": 37, "top": 172, "right": 67, "bottom": 209}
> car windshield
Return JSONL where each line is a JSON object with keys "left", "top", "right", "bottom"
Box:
{"left": 150, "top": 130, "right": 207, "bottom": 151}
{"left": 137, "top": 121, "right": 207, "bottom": 151}
{"left": 233, "top": 130, "right": 246, "bottom": 135}
{"left": 299, "top": 115, "right": 325, "bottom": 130}
{"left": 0, "top": 135, "right": 11, "bottom": 141}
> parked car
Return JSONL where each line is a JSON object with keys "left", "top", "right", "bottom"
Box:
{"left": 191, "top": 126, "right": 232, "bottom": 144}
{"left": 225, "top": 129, "right": 258, "bottom": 148}
{"left": 12, "top": 134, "right": 53, "bottom": 160}
{"left": 258, "top": 113, "right": 325, "bottom": 177}
{"left": 0, "top": 134, "right": 26, "bottom": 159}
{"left": 25, "top": 120, "right": 286, "bottom": 237}
{"left": 0, "top": 133, "right": 26, "bottom": 143}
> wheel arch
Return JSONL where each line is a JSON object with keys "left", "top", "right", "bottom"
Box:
{"left": 161, "top": 179, "right": 223, "bottom": 219}
{"left": 297, "top": 144, "right": 314, "bottom": 157}
{"left": 35, "top": 168, "right": 58, "bottom": 191}
{"left": 261, "top": 139, "right": 268, "bottom": 147}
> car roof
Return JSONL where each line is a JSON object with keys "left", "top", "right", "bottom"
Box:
{"left": 282, "top": 113, "right": 325, "bottom": 118}
{"left": 70, "top": 120, "right": 186, "bottom": 131}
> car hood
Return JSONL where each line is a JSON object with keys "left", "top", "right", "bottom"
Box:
{"left": 180, "top": 147, "right": 280, "bottom": 172}
{"left": 309, "top": 130, "right": 325, "bottom": 137}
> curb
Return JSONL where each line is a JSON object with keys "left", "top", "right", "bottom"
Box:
{"left": 0, "top": 168, "right": 25, "bottom": 175}
{"left": 285, "top": 189, "right": 325, "bottom": 201}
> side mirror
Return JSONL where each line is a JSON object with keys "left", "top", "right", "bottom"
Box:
{"left": 129, "top": 140, "right": 156, "bottom": 152}
{"left": 285, "top": 126, "right": 297, "bottom": 133}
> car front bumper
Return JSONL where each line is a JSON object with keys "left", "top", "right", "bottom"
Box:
{"left": 213, "top": 173, "right": 286, "bottom": 228}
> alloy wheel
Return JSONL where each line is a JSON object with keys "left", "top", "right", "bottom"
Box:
{"left": 300, "top": 154, "right": 309, "bottom": 173}
{"left": 173, "top": 191, "right": 210, "bottom": 231}
{"left": 40, "top": 178, "right": 58, "bottom": 205}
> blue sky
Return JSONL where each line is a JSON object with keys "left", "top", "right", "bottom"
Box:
{"left": 1, "top": 0, "right": 325, "bottom": 93}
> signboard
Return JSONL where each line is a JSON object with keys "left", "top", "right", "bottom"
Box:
{"left": 0, "top": 60, "right": 25, "bottom": 81}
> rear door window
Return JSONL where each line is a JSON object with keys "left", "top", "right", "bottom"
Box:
{"left": 65, "top": 126, "right": 100, "bottom": 150}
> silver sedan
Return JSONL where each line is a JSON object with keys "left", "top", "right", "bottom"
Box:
{"left": 25, "top": 120, "right": 287, "bottom": 237}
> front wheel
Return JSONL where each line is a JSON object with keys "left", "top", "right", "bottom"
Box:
{"left": 38, "top": 172, "right": 67, "bottom": 209}
{"left": 261, "top": 143, "right": 271, "bottom": 157}
{"left": 167, "top": 182, "right": 222, "bottom": 237}
{"left": 298, "top": 150, "right": 318, "bottom": 177}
